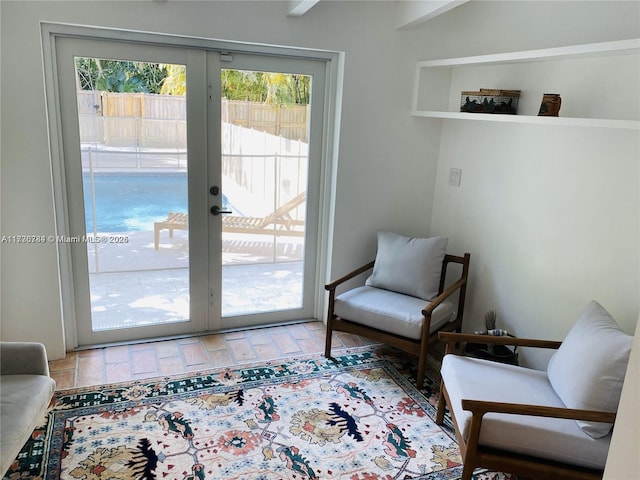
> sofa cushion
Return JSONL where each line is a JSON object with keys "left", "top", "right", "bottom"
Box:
{"left": 0, "top": 374, "right": 56, "bottom": 475}
{"left": 335, "top": 286, "right": 454, "bottom": 340}
{"left": 365, "top": 231, "right": 447, "bottom": 301}
{"left": 547, "top": 300, "right": 632, "bottom": 438}
{"left": 441, "top": 355, "right": 611, "bottom": 470}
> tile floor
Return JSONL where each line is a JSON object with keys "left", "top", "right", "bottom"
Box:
{"left": 48, "top": 321, "right": 381, "bottom": 389}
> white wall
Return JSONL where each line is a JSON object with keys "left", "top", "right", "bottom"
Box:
{"left": 417, "top": 1, "right": 639, "bottom": 366}
{"left": 0, "top": 1, "right": 435, "bottom": 358}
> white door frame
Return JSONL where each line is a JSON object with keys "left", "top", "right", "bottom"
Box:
{"left": 41, "top": 22, "right": 343, "bottom": 349}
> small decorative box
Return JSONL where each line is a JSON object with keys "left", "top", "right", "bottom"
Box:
{"left": 460, "top": 89, "right": 521, "bottom": 114}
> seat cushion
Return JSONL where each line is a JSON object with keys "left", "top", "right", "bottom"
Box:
{"left": 1, "top": 374, "right": 56, "bottom": 475}
{"left": 441, "top": 355, "right": 611, "bottom": 470}
{"left": 547, "top": 300, "right": 632, "bottom": 438}
{"left": 365, "top": 231, "right": 447, "bottom": 301}
{"left": 334, "top": 285, "right": 455, "bottom": 340}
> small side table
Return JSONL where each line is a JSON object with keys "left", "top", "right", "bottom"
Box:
{"left": 464, "top": 341, "right": 519, "bottom": 366}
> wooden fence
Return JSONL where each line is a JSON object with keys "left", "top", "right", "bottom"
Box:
{"left": 222, "top": 100, "right": 309, "bottom": 143}
{"left": 77, "top": 91, "right": 308, "bottom": 148}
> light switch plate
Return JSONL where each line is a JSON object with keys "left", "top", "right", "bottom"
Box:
{"left": 449, "top": 168, "right": 462, "bottom": 187}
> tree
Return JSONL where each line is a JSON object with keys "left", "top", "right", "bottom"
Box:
{"left": 74, "top": 57, "right": 310, "bottom": 105}
{"left": 222, "top": 69, "right": 310, "bottom": 105}
{"left": 160, "top": 64, "right": 186, "bottom": 96}
{"left": 74, "top": 58, "right": 168, "bottom": 93}
{"left": 221, "top": 69, "right": 261, "bottom": 101}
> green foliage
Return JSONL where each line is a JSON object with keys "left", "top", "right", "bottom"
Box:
{"left": 75, "top": 58, "right": 168, "bottom": 94}
{"left": 160, "top": 64, "right": 187, "bottom": 96}
{"left": 75, "top": 57, "right": 310, "bottom": 105}
{"left": 222, "top": 69, "right": 310, "bottom": 105}
{"left": 95, "top": 68, "right": 146, "bottom": 93}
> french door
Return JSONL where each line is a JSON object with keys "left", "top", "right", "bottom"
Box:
{"left": 54, "top": 37, "right": 324, "bottom": 346}
{"left": 211, "top": 52, "right": 323, "bottom": 330}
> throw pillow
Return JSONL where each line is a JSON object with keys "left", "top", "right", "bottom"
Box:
{"left": 547, "top": 300, "right": 633, "bottom": 438}
{"left": 365, "top": 231, "right": 447, "bottom": 301}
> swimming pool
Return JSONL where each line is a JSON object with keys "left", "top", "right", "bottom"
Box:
{"left": 83, "top": 173, "right": 232, "bottom": 233}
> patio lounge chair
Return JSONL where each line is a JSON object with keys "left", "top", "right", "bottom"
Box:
{"left": 154, "top": 212, "right": 188, "bottom": 250}
{"left": 154, "top": 192, "right": 306, "bottom": 249}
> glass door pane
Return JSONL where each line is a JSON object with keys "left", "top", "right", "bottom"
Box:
{"left": 218, "top": 63, "right": 317, "bottom": 323}
{"left": 214, "top": 54, "right": 324, "bottom": 328}
{"left": 76, "top": 58, "right": 190, "bottom": 331}
{"left": 56, "top": 37, "right": 208, "bottom": 346}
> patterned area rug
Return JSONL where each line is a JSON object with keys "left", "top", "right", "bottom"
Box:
{"left": 5, "top": 346, "right": 515, "bottom": 480}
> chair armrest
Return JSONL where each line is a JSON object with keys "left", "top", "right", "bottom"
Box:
{"left": 439, "top": 332, "right": 562, "bottom": 351}
{"left": 462, "top": 399, "right": 616, "bottom": 424}
{"left": 0, "top": 342, "right": 51, "bottom": 376}
{"left": 459, "top": 398, "right": 616, "bottom": 462}
{"left": 325, "top": 261, "right": 375, "bottom": 292}
{"left": 422, "top": 277, "right": 466, "bottom": 316}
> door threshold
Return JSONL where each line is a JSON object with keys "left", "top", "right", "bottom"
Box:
{"left": 73, "top": 318, "right": 320, "bottom": 351}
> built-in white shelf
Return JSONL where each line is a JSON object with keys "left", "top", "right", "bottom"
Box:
{"left": 410, "top": 110, "right": 639, "bottom": 130}
{"left": 411, "top": 38, "right": 640, "bottom": 130}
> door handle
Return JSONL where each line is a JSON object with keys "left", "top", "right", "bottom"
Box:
{"left": 210, "top": 205, "right": 232, "bottom": 216}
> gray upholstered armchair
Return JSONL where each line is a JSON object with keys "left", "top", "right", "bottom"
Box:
{"left": 325, "top": 231, "right": 470, "bottom": 388}
{"left": 1, "top": 342, "right": 56, "bottom": 476}
{"left": 436, "top": 301, "right": 632, "bottom": 480}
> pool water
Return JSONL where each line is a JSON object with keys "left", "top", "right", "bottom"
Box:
{"left": 83, "top": 173, "right": 231, "bottom": 233}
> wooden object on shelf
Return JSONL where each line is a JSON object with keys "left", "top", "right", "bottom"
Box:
{"left": 411, "top": 38, "right": 640, "bottom": 130}
{"left": 538, "top": 93, "right": 562, "bottom": 116}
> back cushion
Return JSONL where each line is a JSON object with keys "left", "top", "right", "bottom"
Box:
{"left": 547, "top": 300, "right": 633, "bottom": 438}
{"left": 365, "top": 231, "right": 447, "bottom": 301}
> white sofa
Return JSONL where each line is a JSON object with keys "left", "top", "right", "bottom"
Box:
{"left": 0, "top": 342, "right": 56, "bottom": 476}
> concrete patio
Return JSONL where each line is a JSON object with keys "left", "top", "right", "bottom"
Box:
{"left": 87, "top": 229, "right": 305, "bottom": 331}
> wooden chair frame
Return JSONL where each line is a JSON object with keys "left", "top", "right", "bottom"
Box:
{"left": 436, "top": 332, "right": 617, "bottom": 480}
{"left": 324, "top": 253, "right": 471, "bottom": 389}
